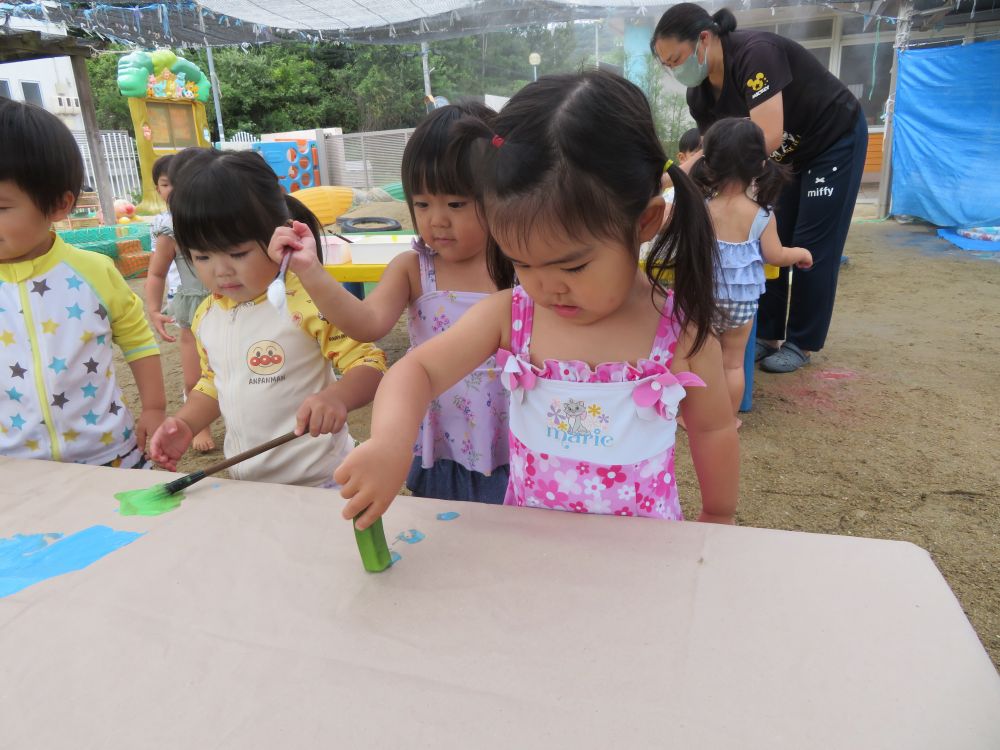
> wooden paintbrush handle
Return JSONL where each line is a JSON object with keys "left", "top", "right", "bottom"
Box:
{"left": 204, "top": 430, "right": 300, "bottom": 476}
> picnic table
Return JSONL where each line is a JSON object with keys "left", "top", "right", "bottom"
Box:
{"left": 1, "top": 457, "right": 997, "bottom": 748}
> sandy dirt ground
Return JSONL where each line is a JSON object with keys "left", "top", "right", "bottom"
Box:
{"left": 116, "top": 209, "right": 1000, "bottom": 671}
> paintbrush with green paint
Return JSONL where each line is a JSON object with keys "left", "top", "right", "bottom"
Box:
{"left": 116, "top": 430, "right": 301, "bottom": 514}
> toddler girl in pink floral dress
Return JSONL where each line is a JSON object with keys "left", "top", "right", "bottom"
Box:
{"left": 338, "top": 71, "right": 740, "bottom": 531}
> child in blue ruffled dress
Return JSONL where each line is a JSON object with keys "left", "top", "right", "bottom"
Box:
{"left": 690, "top": 118, "right": 813, "bottom": 422}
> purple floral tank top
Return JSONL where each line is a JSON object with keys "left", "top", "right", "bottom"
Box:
{"left": 407, "top": 240, "right": 509, "bottom": 475}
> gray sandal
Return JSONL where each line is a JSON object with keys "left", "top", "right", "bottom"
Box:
{"left": 761, "top": 341, "right": 811, "bottom": 373}
{"left": 754, "top": 339, "right": 778, "bottom": 363}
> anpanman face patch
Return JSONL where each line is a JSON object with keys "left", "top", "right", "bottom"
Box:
{"left": 247, "top": 340, "right": 285, "bottom": 375}
{"left": 747, "top": 72, "right": 768, "bottom": 91}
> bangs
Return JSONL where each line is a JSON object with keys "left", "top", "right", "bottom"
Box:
{"left": 170, "top": 159, "right": 287, "bottom": 257}
{"left": 487, "top": 170, "right": 641, "bottom": 256}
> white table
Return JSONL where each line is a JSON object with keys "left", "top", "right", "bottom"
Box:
{"left": 1, "top": 457, "right": 998, "bottom": 749}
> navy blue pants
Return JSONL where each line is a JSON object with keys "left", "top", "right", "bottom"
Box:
{"left": 757, "top": 112, "right": 868, "bottom": 352}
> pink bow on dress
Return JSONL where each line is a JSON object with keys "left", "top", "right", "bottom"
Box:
{"left": 632, "top": 371, "right": 706, "bottom": 421}
{"left": 497, "top": 350, "right": 537, "bottom": 402}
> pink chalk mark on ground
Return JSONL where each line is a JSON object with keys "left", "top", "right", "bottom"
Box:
{"left": 816, "top": 370, "right": 858, "bottom": 381}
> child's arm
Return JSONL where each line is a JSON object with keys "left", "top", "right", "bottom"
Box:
{"left": 148, "top": 319, "right": 220, "bottom": 470}
{"left": 295, "top": 365, "right": 383, "bottom": 437}
{"left": 674, "top": 328, "right": 740, "bottom": 524}
{"left": 149, "top": 391, "right": 221, "bottom": 471}
{"left": 269, "top": 221, "right": 413, "bottom": 342}
{"left": 759, "top": 216, "right": 813, "bottom": 269}
{"left": 144, "top": 234, "right": 178, "bottom": 342}
{"left": 128, "top": 354, "right": 167, "bottom": 453}
{"left": 336, "top": 291, "right": 510, "bottom": 529}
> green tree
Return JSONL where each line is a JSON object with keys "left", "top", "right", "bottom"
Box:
{"left": 85, "top": 48, "right": 133, "bottom": 131}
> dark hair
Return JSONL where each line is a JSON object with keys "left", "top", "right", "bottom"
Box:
{"left": 152, "top": 154, "right": 174, "bottom": 184}
{"left": 168, "top": 148, "right": 322, "bottom": 263}
{"left": 0, "top": 98, "right": 83, "bottom": 215}
{"left": 651, "top": 4, "right": 737, "bottom": 49}
{"left": 453, "top": 69, "right": 718, "bottom": 355}
{"left": 678, "top": 128, "right": 702, "bottom": 155}
{"left": 689, "top": 118, "right": 789, "bottom": 209}
{"left": 401, "top": 102, "right": 511, "bottom": 288}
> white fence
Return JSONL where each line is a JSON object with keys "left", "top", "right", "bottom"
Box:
{"left": 72, "top": 130, "right": 141, "bottom": 201}
{"left": 323, "top": 128, "right": 415, "bottom": 190}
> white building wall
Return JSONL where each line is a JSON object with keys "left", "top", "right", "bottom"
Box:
{"left": 0, "top": 56, "right": 85, "bottom": 131}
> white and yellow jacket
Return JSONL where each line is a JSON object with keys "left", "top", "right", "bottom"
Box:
{"left": 192, "top": 272, "right": 386, "bottom": 487}
{"left": 0, "top": 235, "right": 159, "bottom": 464}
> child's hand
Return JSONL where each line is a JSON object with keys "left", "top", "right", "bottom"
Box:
{"left": 268, "top": 220, "right": 320, "bottom": 276}
{"left": 149, "top": 417, "right": 194, "bottom": 471}
{"left": 335, "top": 438, "right": 410, "bottom": 530}
{"left": 135, "top": 408, "right": 166, "bottom": 453}
{"left": 793, "top": 248, "right": 813, "bottom": 270}
{"left": 295, "top": 391, "right": 348, "bottom": 437}
{"left": 147, "top": 309, "right": 176, "bottom": 342}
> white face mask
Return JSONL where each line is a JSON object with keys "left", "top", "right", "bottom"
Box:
{"left": 670, "top": 38, "right": 710, "bottom": 88}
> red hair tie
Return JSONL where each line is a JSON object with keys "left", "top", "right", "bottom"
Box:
{"left": 491, "top": 134, "right": 504, "bottom": 148}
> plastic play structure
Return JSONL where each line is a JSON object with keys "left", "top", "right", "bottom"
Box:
{"left": 117, "top": 49, "right": 213, "bottom": 214}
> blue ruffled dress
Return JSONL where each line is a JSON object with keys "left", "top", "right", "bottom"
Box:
{"left": 715, "top": 207, "right": 771, "bottom": 303}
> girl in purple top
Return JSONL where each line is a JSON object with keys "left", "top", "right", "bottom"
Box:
{"left": 337, "top": 70, "right": 740, "bottom": 532}
{"left": 270, "top": 103, "right": 511, "bottom": 504}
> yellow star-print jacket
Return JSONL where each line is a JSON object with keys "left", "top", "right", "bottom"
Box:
{"left": 0, "top": 235, "right": 159, "bottom": 464}
{"left": 192, "top": 272, "right": 386, "bottom": 487}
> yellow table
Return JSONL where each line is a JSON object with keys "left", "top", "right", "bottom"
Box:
{"left": 324, "top": 262, "right": 388, "bottom": 283}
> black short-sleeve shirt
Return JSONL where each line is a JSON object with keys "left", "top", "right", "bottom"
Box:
{"left": 688, "top": 30, "right": 862, "bottom": 169}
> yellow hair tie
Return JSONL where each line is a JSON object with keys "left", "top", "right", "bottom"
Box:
{"left": 663, "top": 159, "right": 674, "bottom": 173}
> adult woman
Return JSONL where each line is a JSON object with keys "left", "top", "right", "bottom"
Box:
{"left": 651, "top": 4, "right": 867, "bottom": 373}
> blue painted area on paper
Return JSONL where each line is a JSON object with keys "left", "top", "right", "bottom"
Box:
{"left": 436, "top": 511, "right": 460, "bottom": 521}
{"left": 395, "top": 529, "right": 425, "bottom": 544}
{"left": 390, "top": 551, "right": 401, "bottom": 564}
{"left": 0, "top": 525, "right": 144, "bottom": 598}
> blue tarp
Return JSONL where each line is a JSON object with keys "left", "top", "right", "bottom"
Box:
{"left": 891, "top": 40, "right": 1000, "bottom": 228}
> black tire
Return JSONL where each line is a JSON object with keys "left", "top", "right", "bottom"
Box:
{"left": 339, "top": 217, "right": 403, "bottom": 233}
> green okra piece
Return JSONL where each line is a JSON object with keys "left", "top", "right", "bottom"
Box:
{"left": 354, "top": 516, "right": 392, "bottom": 572}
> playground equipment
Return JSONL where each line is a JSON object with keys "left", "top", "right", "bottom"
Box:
{"left": 117, "top": 49, "right": 213, "bottom": 214}
{"left": 292, "top": 186, "right": 355, "bottom": 226}
{"left": 253, "top": 140, "right": 321, "bottom": 193}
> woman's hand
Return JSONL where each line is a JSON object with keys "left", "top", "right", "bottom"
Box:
{"left": 268, "top": 220, "right": 321, "bottom": 276}
{"left": 149, "top": 417, "right": 194, "bottom": 471}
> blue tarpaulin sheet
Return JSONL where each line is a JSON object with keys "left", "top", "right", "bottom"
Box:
{"left": 891, "top": 40, "right": 1000, "bottom": 228}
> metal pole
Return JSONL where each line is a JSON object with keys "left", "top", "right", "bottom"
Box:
{"left": 420, "top": 42, "right": 433, "bottom": 100}
{"left": 533, "top": 65, "right": 537, "bottom": 82}
{"left": 595, "top": 23, "right": 600, "bottom": 67}
{"left": 198, "top": 3, "right": 226, "bottom": 142}
{"left": 876, "top": 0, "right": 913, "bottom": 219}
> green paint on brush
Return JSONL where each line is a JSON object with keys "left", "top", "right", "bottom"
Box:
{"left": 114, "top": 485, "right": 185, "bottom": 516}
{"left": 354, "top": 516, "right": 392, "bottom": 572}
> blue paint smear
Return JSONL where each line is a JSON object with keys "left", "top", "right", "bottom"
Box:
{"left": 436, "top": 511, "right": 460, "bottom": 521}
{"left": 395, "top": 529, "right": 425, "bottom": 544}
{"left": 390, "top": 551, "right": 401, "bottom": 564}
{"left": 0, "top": 525, "right": 144, "bottom": 598}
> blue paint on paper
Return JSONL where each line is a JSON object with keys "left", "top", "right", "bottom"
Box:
{"left": 436, "top": 511, "right": 460, "bottom": 521}
{"left": 395, "top": 529, "right": 425, "bottom": 544}
{"left": 0, "top": 525, "right": 144, "bottom": 598}
{"left": 390, "top": 551, "right": 401, "bottom": 564}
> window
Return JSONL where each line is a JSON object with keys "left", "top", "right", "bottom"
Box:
{"left": 807, "top": 46, "right": 832, "bottom": 69}
{"left": 21, "top": 81, "right": 43, "bottom": 107}
{"left": 73, "top": 97, "right": 80, "bottom": 107}
{"left": 146, "top": 101, "right": 199, "bottom": 148}
{"left": 0, "top": 80, "right": 10, "bottom": 99}
{"left": 776, "top": 19, "right": 834, "bottom": 40}
{"left": 839, "top": 42, "right": 894, "bottom": 125}
{"left": 57, "top": 96, "right": 65, "bottom": 107}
